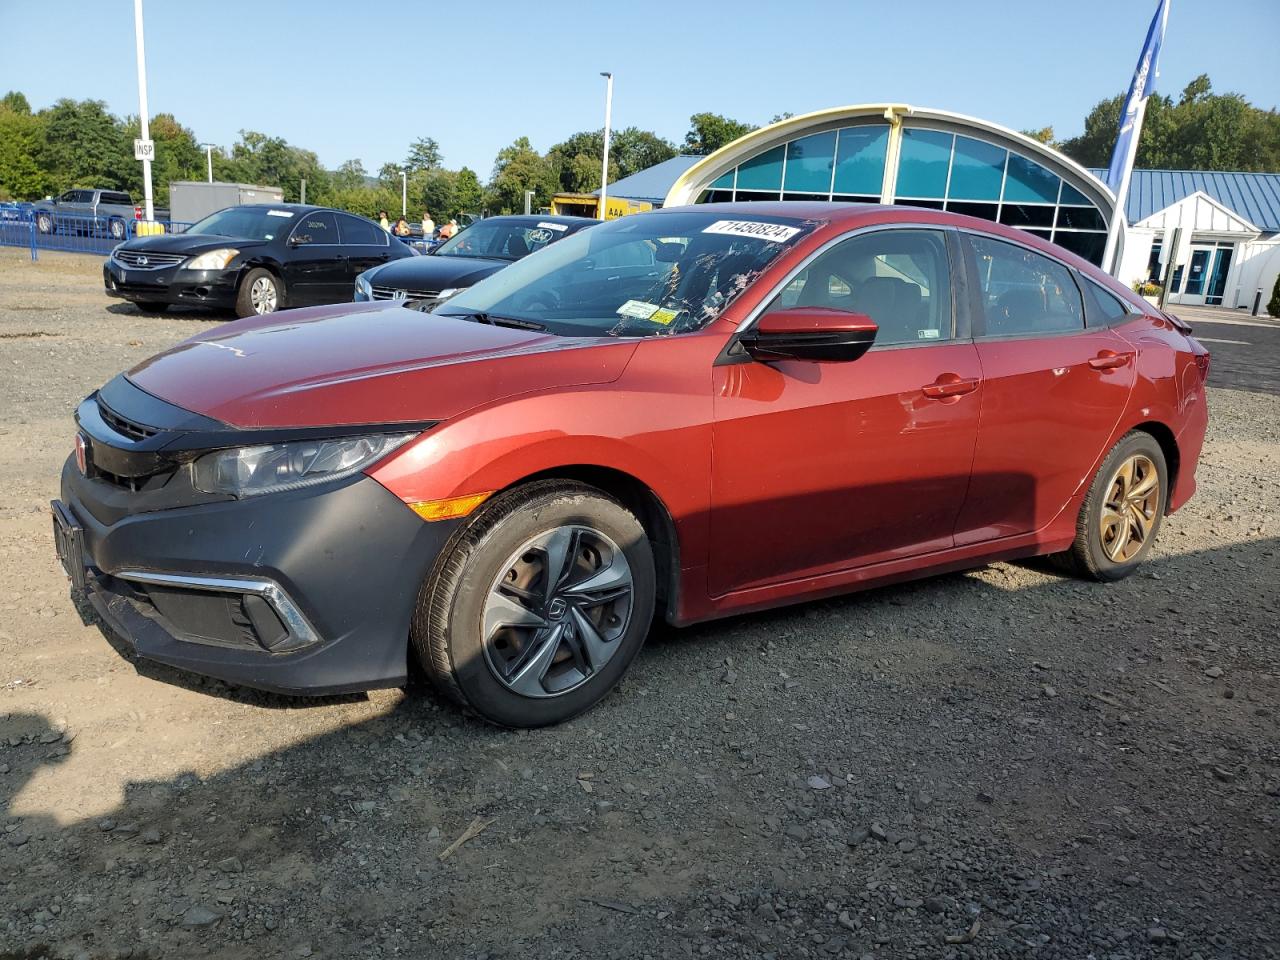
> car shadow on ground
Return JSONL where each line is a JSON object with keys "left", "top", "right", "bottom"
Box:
{"left": 4, "top": 534, "right": 1276, "bottom": 956}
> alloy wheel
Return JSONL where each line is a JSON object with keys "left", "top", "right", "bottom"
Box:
{"left": 1099, "top": 453, "right": 1160, "bottom": 563}
{"left": 250, "top": 276, "right": 278, "bottom": 314}
{"left": 481, "top": 525, "right": 634, "bottom": 698}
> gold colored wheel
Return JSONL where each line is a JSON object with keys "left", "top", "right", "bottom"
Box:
{"left": 1099, "top": 453, "right": 1160, "bottom": 563}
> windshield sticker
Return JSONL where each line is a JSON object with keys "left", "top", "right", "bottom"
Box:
{"left": 649, "top": 307, "right": 680, "bottom": 326}
{"left": 527, "top": 228, "right": 554, "bottom": 244}
{"left": 267, "top": 210, "right": 294, "bottom": 218}
{"left": 536, "top": 221, "right": 568, "bottom": 232}
{"left": 616, "top": 299, "right": 660, "bottom": 320}
{"left": 703, "top": 220, "right": 801, "bottom": 243}
{"left": 918, "top": 329, "right": 941, "bottom": 339}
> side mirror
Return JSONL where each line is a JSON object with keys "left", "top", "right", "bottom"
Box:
{"left": 741, "top": 307, "right": 878, "bottom": 363}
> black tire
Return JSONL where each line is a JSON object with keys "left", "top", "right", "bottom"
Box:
{"left": 414, "top": 480, "right": 656, "bottom": 727}
{"left": 135, "top": 301, "right": 169, "bottom": 314}
{"left": 1055, "top": 431, "right": 1168, "bottom": 582}
{"left": 235, "top": 267, "right": 284, "bottom": 318}
{"left": 109, "top": 218, "right": 126, "bottom": 241}
{"left": 36, "top": 213, "right": 53, "bottom": 234}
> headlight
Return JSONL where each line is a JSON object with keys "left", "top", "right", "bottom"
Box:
{"left": 192, "top": 433, "right": 416, "bottom": 497}
{"left": 355, "top": 272, "right": 373, "bottom": 301}
{"left": 186, "top": 248, "right": 240, "bottom": 270}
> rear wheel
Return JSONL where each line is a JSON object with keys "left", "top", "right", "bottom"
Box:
{"left": 236, "top": 268, "right": 284, "bottom": 318}
{"left": 414, "top": 480, "right": 655, "bottom": 727}
{"left": 1056, "top": 431, "right": 1167, "bottom": 581}
{"left": 135, "top": 301, "right": 169, "bottom": 314}
{"left": 109, "top": 218, "right": 126, "bottom": 241}
{"left": 36, "top": 213, "right": 53, "bottom": 234}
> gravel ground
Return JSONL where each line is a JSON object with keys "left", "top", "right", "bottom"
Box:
{"left": 1, "top": 248, "right": 1277, "bottom": 960}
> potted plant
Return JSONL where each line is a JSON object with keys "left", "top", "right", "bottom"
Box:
{"left": 1133, "top": 280, "right": 1162, "bottom": 306}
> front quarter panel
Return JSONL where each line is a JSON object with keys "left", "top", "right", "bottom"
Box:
{"left": 367, "top": 327, "right": 728, "bottom": 614}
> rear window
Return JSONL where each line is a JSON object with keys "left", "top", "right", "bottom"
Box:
{"left": 100, "top": 192, "right": 132, "bottom": 205}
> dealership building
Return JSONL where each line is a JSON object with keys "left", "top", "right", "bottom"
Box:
{"left": 604, "top": 104, "right": 1280, "bottom": 313}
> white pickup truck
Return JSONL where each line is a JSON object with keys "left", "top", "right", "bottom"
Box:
{"left": 32, "top": 189, "right": 170, "bottom": 240}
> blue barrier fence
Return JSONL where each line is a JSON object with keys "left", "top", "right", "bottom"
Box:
{"left": 0, "top": 212, "right": 193, "bottom": 260}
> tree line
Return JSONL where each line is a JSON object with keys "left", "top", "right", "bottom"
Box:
{"left": 1, "top": 76, "right": 1276, "bottom": 219}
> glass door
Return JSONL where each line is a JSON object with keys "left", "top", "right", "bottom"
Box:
{"left": 1171, "top": 246, "right": 1212, "bottom": 305}
{"left": 1205, "top": 246, "right": 1234, "bottom": 306}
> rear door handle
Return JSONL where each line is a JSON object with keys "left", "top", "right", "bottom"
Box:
{"left": 922, "top": 373, "right": 980, "bottom": 399}
{"left": 1088, "top": 350, "right": 1134, "bottom": 370}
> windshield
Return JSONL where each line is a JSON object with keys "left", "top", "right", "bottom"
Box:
{"left": 434, "top": 211, "right": 816, "bottom": 337}
{"left": 434, "top": 219, "right": 576, "bottom": 261}
{"left": 185, "top": 207, "right": 296, "bottom": 241}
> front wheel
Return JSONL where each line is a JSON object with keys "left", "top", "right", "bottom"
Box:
{"left": 236, "top": 268, "right": 284, "bottom": 318}
{"left": 1055, "top": 431, "right": 1168, "bottom": 581}
{"left": 414, "top": 481, "right": 656, "bottom": 727}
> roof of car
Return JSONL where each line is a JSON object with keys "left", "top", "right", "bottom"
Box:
{"left": 481, "top": 214, "right": 596, "bottom": 226}
{"left": 652, "top": 200, "right": 901, "bottom": 222}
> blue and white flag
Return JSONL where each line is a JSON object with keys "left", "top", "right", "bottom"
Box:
{"left": 1106, "top": 0, "right": 1170, "bottom": 194}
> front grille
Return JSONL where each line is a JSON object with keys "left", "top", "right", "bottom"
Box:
{"left": 371, "top": 284, "right": 439, "bottom": 301}
{"left": 97, "top": 400, "right": 158, "bottom": 441}
{"left": 114, "top": 249, "right": 186, "bottom": 269}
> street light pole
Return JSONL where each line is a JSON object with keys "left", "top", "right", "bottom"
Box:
{"left": 201, "top": 143, "right": 214, "bottom": 183}
{"left": 598, "top": 71, "right": 613, "bottom": 221}
{"left": 401, "top": 170, "right": 408, "bottom": 218}
{"left": 132, "top": 0, "right": 154, "bottom": 221}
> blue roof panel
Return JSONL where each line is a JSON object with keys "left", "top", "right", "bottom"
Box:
{"left": 595, "top": 155, "right": 702, "bottom": 205}
{"left": 1089, "top": 167, "right": 1280, "bottom": 232}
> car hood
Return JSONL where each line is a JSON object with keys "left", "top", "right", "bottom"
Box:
{"left": 366, "top": 253, "right": 510, "bottom": 290}
{"left": 115, "top": 233, "right": 269, "bottom": 257}
{"left": 124, "top": 301, "right": 637, "bottom": 429}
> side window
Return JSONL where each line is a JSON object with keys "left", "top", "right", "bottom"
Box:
{"left": 969, "top": 235, "right": 1083, "bottom": 336}
{"left": 767, "top": 229, "right": 953, "bottom": 346}
{"left": 1083, "top": 277, "right": 1134, "bottom": 327}
{"left": 338, "top": 214, "right": 382, "bottom": 246}
{"left": 291, "top": 212, "right": 339, "bottom": 245}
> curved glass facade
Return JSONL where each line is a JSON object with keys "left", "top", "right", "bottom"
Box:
{"left": 695, "top": 122, "right": 1109, "bottom": 265}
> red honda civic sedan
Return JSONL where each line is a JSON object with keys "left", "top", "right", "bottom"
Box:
{"left": 54, "top": 203, "right": 1209, "bottom": 726}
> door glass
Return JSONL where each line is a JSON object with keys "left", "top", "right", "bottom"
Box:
{"left": 968, "top": 234, "right": 1083, "bottom": 336}
{"left": 291, "top": 212, "right": 338, "bottom": 245}
{"left": 1184, "top": 249, "right": 1209, "bottom": 295}
{"left": 1206, "top": 247, "right": 1233, "bottom": 305}
{"left": 765, "top": 229, "right": 953, "bottom": 345}
{"left": 338, "top": 214, "right": 382, "bottom": 246}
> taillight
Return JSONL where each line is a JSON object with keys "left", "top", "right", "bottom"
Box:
{"left": 1194, "top": 352, "right": 1211, "bottom": 382}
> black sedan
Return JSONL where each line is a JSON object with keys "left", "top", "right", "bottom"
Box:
{"left": 353, "top": 214, "right": 594, "bottom": 305}
{"left": 103, "top": 204, "right": 414, "bottom": 317}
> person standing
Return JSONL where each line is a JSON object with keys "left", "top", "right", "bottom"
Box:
{"left": 421, "top": 210, "right": 435, "bottom": 238}
{"left": 378, "top": 210, "right": 390, "bottom": 232}
{"left": 439, "top": 218, "right": 458, "bottom": 240}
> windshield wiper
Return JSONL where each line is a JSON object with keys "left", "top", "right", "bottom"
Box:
{"left": 463, "top": 311, "right": 547, "bottom": 332}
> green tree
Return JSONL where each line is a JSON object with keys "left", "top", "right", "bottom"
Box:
{"left": 331, "top": 159, "right": 368, "bottom": 192}
{"left": 547, "top": 127, "right": 676, "bottom": 193}
{"left": 224, "top": 130, "right": 330, "bottom": 201}
{"left": 1020, "top": 126, "right": 1057, "bottom": 146}
{"left": 1268, "top": 272, "right": 1280, "bottom": 319}
{"left": 120, "top": 112, "right": 204, "bottom": 206}
{"left": 487, "top": 136, "right": 557, "bottom": 214}
{"left": 683, "top": 112, "right": 755, "bottom": 155}
{"left": 1059, "top": 75, "right": 1280, "bottom": 172}
{"left": 0, "top": 98, "right": 49, "bottom": 198}
{"left": 404, "top": 137, "right": 443, "bottom": 172}
{"left": 611, "top": 127, "right": 676, "bottom": 178}
{"left": 454, "top": 166, "right": 484, "bottom": 216}
{"left": 36, "top": 98, "right": 133, "bottom": 192}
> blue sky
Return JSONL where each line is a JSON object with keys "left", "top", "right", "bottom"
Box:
{"left": 2, "top": 0, "right": 1277, "bottom": 177}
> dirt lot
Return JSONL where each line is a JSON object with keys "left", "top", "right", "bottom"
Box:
{"left": 1, "top": 247, "right": 1277, "bottom": 959}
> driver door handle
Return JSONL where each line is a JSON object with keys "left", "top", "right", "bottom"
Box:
{"left": 1088, "top": 350, "right": 1134, "bottom": 370}
{"left": 922, "top": 373, "right": 980, "bottom": 399}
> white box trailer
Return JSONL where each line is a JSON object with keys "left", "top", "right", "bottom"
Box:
{"left": 169, "top": 181, "right": 285, "bottom": 225}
